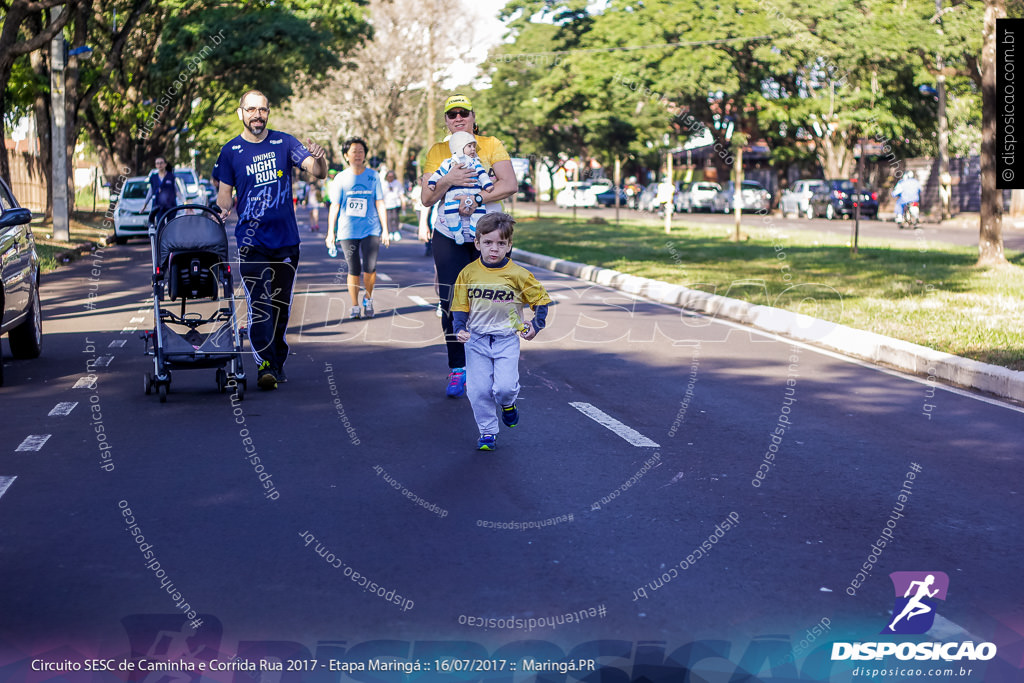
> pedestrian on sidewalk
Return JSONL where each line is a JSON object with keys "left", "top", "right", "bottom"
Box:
{"left": 214, "top": 89, "right": 327, "bottom": 391}
{"left": 451, "top": 212, "right": 551, "bottom": 451}
{"left": 419, "top": 92, "right": 517, "bottom": 399}
{"left": 326, "top": 137, "right": 390, "bottom": 321}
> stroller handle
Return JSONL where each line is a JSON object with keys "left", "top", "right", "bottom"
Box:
{"left": 154, "top": 204, "right": 225, "bottom": 231}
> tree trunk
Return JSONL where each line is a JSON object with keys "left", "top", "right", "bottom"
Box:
{"left": 30, "top": 39, "right": 53, "bottom": 220}
{"left": 979, "top": 0, "right": 1008, "bottom": 266}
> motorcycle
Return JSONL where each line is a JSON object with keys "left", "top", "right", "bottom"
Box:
{"left": 896, "top": 201, "right": 920, "bottom": 229}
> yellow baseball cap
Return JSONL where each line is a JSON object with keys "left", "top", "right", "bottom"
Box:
{"left": 444, "top": 94, "right": 473, "bottom": 113}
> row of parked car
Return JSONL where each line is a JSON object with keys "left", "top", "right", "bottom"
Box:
{"left": 560, "top": 177, "right": 881, "bottom": 220}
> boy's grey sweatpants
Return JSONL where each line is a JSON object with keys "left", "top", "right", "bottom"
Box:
{"left": 465, "top": 332, "right": 521, "bottom": 435}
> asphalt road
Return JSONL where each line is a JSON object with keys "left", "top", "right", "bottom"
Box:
{"left": 1, "top": 219, "right": 1022, "bottom": 683}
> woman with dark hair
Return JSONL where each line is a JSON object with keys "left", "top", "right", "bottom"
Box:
{"left": 419, "top": 93, "right": 518, "bottom": 398}
{"left": 143, "top": 156, "right": 185, "bottom": 224}
{"left": 326, "top": 137, "right": 390, "bottom": 320}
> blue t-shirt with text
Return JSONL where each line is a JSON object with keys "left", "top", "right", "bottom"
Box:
{"left": 328, "top": 167, "right": 384, "bottom": 240}
{"left": 214, "top": 130, "right": 310, "bottom": 250}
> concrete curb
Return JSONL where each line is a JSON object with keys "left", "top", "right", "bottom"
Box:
{"left": 510, "top": 246, "right": 1024, "bottom": 403}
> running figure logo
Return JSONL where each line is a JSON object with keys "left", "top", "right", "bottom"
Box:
{"left": 882, "top": 571, "right": 949, "bottom": 634}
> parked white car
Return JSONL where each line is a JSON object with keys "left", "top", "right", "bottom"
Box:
{"left": 676, "top": 181, "right": 722, "bottom": 212}
{"left": 555, "top": 181, "right": 598, "bottom": 208}
{"left": 173, "top": 168, "right": 203, "bottom": 205}
{"left": 780, "top": 179, "right": 828, "bottom": 218}
{"left": 113, "top": 176, "right": 153, "bottom": 244}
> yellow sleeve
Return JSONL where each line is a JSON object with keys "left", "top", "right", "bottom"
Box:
{"left": 478, "top": 136, "right": 511, "bottom": 169}
{"left": 424, "top": 142, "right": 449, "bottom": 176}
{"left": 451, "top": 266, "right": 472, "bottom": 313}
{"left": 519, "top": 270, "right": 552, "bottom": 308}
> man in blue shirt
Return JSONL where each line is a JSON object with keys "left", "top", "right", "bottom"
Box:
{"left": 892, "top": 170, "right": 922, "bottom": 224}
{"left": 215, "top": 89, "right": 327, "bottom": 390}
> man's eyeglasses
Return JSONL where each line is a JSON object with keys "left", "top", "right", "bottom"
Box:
{"left": 242, "top": 106, "right": 269, "bottom": 115}
{"left": 446, "top": 108, "right": 471, "bottom": 120}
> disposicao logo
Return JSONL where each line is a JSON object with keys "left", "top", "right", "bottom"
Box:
{"left": 831, "top": 571, "right": 998, "bottom": 663}
{"left": 883, "top": 571, "right": 949, "bottom": 634}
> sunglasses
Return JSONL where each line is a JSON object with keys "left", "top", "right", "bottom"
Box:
{"left": 446, "top": 108, "right": 472, "bottom": 120}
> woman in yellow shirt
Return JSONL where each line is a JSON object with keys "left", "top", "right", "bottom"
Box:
{"left": 419, "top": 93, "right": 518, "bottom": 398}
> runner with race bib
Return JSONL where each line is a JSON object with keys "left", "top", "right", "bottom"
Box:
{"left": 326, "top": 137, "right": 390, "bottom": 320}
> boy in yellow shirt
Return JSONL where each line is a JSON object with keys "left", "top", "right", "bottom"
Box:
{"left": 451, "top": 213, "right": 552, "bottom": 450}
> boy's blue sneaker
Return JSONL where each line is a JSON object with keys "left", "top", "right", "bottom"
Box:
{"left": 477, "top": 434, "right": 496, "bottom": 451}
{"left": 446, "top": 368, "right": 466, "bottom": 398}
{"left": 501, "top": 403, "right": 519, "bottom": 427}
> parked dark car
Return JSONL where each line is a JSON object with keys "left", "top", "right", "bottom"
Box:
{"left": 595, "top": 185, "right": 629, "bottom": 207}
{"left": 808, "top": 179, "right": 879, "bottom": 219}
{"left": 0, "top": 176, "right": 42, "bottom": 386}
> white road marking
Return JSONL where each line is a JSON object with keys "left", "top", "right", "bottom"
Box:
{"left": 48, "top": 402, "right": 78, "bottom": 416}
{"left": 408, "top": 296, "right": 434, "bottom": 307}
{"left": 73, "top": 376, "right": 97, "bottom": 389}
{"left": 121, "top": 327, "right": 137, "bottom": 334}
{"left": 108, "top": 339, "right": 127, "bottom": 348}
{"left": 130, "top": 316, "right": 146, "bottom": 323}
{"left": 377, "top": 273, "right": 392, "bottom": 282}
{"left": 15, "top": 435, "right": 51, "bottom": 452}
{"left": 0, "top": 476, "right": 16, "bottom": 501}
{"left": 569, "top": 402, "right": 660, "bottom": 447}
{"left": 94, "top": 355, "right": 113, "bottom": 367}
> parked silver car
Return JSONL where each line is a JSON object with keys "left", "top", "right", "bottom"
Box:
{"left": 715, "top": 180, "right": 772, "bottom": 213}
{"left": 780, "top": 179, "right": 828, "bottom": 218}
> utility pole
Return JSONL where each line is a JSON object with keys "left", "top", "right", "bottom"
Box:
{"left": 664, "top": 150, "right": 673, "bottom": 234}
{"left": 853, "top": 138, "right": 864, "bottom": 254}
{"left": 936, "top": 0, "right": 951, "bottom": 221}
{"left": 50, "top": 8, "right": 69, "bottom": 241}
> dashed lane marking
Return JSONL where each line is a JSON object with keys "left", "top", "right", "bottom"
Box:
{"left": 408, "top": 296, "right": 434, "bottom": 307}
{"left": 108, "top": 339, "right": 127, "bottom": 348}
{"left": 48, "top": 402, "right": 78, "bottom": 417}
{"left": 15, "top": 435, "right": 51, "bottom": 452}
{"left": 569, "top": 402, "right": 660, "bottom": 447}
{"left": 0, "top": 477, "right": 15, "bottom": 501}
{"left": 94, "top": 355, "right": 113, "bottom": 367}
{"left": 73, "top": 376, "right": 97, "bottom": 389}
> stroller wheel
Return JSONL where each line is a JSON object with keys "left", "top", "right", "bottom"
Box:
{"left": 216, "top": 368, "right": 227, "bottom": 393}
{"left": 144, "top": 372, "right": 154, "bottom": 395}
{"left": 158, "top": 384, "right": 168, "bottom": 403}
{"left": 233, "top": 379, "right": 245, "bottom": 402}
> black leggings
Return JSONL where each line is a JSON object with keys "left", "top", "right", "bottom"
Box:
{"left": 339, "top": 236, "right": 380, "bottom": 277}
{"left": 432, "top": 231, "right": 479, "bottom": 369}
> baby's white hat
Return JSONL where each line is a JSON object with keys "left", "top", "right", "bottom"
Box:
{"left": 448, "top": 131, "right": 475, "bottom": 156}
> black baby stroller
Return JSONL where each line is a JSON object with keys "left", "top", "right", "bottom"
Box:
{"left": 143, "top": 204, "right": 247, "bottom": 402}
